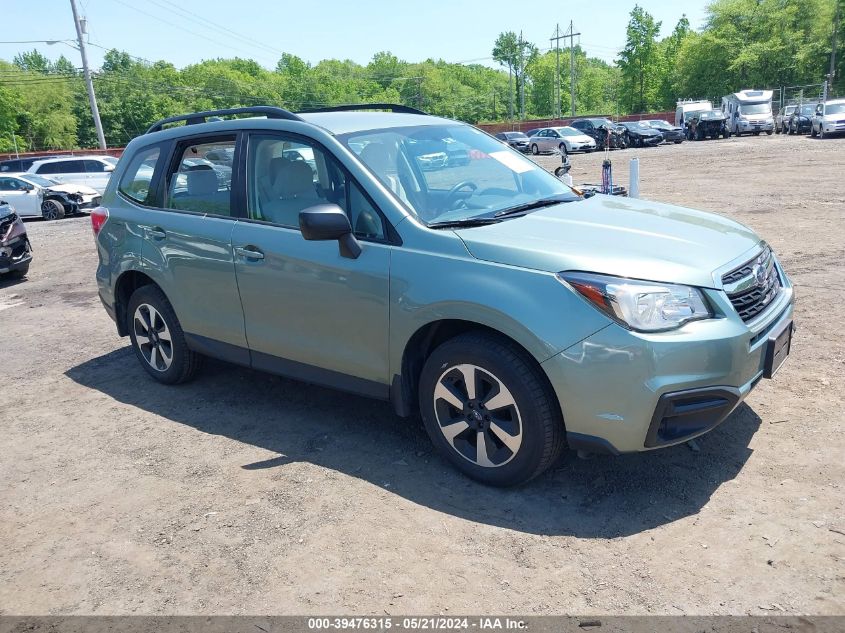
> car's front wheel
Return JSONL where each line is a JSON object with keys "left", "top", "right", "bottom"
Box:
{"left": 41, "top": 199, "right": 65, "bottom": 221}
{"left": 127, "top": 284, "right": 202, "bottom": 384}
{"left": 558, "top": 142, "right": 568, "bottom": 155}
{"left": 530, "top": 144, "right": 539, "bottom": 155}
{"left": 419, "top": 332, "right": 565, "bottom": 487}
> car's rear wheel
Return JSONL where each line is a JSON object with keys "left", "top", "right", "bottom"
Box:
{"left": 127, "top": 285, "right": 201, "bottom": 384}
{"left": 419, "top": 332, "right": 565, "bottom": 486}
{"left": 530, "top": 144, "right": 539, "bottom": 155}
{"left": 41, "top": 199, "right": 65, "bottom": 221}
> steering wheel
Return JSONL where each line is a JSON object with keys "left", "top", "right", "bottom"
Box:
{"left": 444, "top": 180, "right": 477, "bottom": 209}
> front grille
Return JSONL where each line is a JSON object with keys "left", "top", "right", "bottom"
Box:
{"left": 722, "top": 247, "right": 782, "bottom": 322}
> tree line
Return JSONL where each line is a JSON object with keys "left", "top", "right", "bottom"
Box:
{"left": 0, "top": 0, "right": 841, "bottom": 152}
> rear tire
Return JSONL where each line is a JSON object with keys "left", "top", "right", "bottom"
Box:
{"left": 41, "top": 199, "right": 65, "bottom": 221}
{"left": 127, "top": 284, "right": 202, "bottom": 385}
{"left": 418, "top": 332, "right": 565, "bottom": 487}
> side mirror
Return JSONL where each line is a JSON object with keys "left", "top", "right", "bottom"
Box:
{"left": 22, "top": 184, "right": 34, "bottom": 192}
{"left": 299, "top": 204, "right": 361, "bottom": 259}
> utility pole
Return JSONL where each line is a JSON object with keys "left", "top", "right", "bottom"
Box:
{"left": 550, "top": 22, "right": 582, "bottom": 118}
{"left": 70, "top": 0, "right": 106, "bottom": 149}
{"left": 569, "top": 21, "right": 577, "bottom": 117}
{"left": 550, "top": 24, "right": 563, "bottom": 119}
{"left": 830, "top": 1, "right": 839, "bottom": 89}
{"left": 518, "top": 31, "right": 526, "bottom": 120}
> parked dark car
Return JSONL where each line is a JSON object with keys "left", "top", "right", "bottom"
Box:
{"left": 644, "top": 119, "right": 685, "bottom": 143}
{"left": 0, "top": 201, "right": 32, "bottom": 277}
{"left": 619, "top": 121, "right": 664, "bottom": 147}
{"left": 787, "top": 104, "right": 815, "bottom": 135}
{"left": 686, "top": 110, "right": 729, "bottom": 140}
{"left": 494, "top": 131, "right": 531, "bottom": 153}
{"left": 570, "top": 118, "right": 627, "bottom": 149}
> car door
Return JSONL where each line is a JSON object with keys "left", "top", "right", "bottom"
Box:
{"left": 138, "top": 134, "right": 249, "bottom": 360}
{"left": 83, "top": 159, "right": 113, "bottom": 194}
{"left": 230, "top": 131, "right": 391, "bottom": 394}
{"left": 0, "top": 177, "right": 40, "bottom": 217}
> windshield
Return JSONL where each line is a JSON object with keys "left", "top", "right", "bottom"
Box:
{"left": 506, "top": 132, "right": 528, "bottom": 139}
{"left": 557, "top": 127, "right": 582, "bottom": 136}
{"left": 592, "top": 119, "right": 614, "bottom": 128}
{"left": 101, "top": 156, "right": 119, "bottom": 165}
{"left": 798, "top": 105, "right": 815, "bottom": 116}
{"left": 741, "top": 103, "right": 771, "bottom": 115}
{"left": 340, "top": 124, "right": 578, "bottom": 225}
{"left": 825, "top": 103, "right": 845, "bottom": 114}
{"left": 20, "top": 175, "right": 59, "bottom": 187}
{"left": 648, "top": 120, "right": 672, "bottom": 129}
{"left": 700, "top": 111, "right": 723, "bottom": 120}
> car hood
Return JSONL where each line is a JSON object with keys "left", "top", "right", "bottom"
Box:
{"left": 45, "top": 182, "right": 98, "bottom": 196}
{"left": 454, "top": 195, "right": 761, "bottom": 288}
{"left": 629, "top": 128, "right": 662, "bottom": 136}
{"left": 567, "top": 134, "right": 595, "bottom": 143}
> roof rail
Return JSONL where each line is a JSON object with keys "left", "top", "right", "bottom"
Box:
{"left": 297, "top": 103, "right": 427, "bottom": 115}
{"left": 145, "top": 106, "right": 303, "bottom": 134}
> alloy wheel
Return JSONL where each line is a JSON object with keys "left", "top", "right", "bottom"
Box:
{"left": 133, "top": 303, "right": 174, "bottom": 372}
{"left": 531, "top": 144, "right": 539, "bottom": 155}
{"left": 432, "top": 363, "right": 522, "bottom": 468}
{"left": 41, "top": 201, "right": 61, "bottom": 220}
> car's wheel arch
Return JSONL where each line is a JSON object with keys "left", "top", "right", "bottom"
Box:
{"left": 113, "top": 269, "right": 169, "bottom": 337}
{"left": 392, "top": 318, "right": 559, "bottom": 421}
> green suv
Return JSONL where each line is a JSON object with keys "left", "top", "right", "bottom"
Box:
{"left": 93, "top": 105, "right": 794, "bottom": 486}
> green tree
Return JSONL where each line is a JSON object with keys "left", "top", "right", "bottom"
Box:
{"left": 618, "top": 5, "right": 662, "bottom": 112}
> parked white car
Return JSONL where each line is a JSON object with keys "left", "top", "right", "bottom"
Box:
{"left": 811, "top": 98, "right": 845, "bottom": 138}
{"left": 25, "top": 155, "right": 115, "bottom": 194}
{"left": 0, "top": 173, "right": 101, "bottom": 220}
{"left": 528, "top": 126, "right": 597, "bottom": 155}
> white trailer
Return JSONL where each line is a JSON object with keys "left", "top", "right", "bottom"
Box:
{"left": 675, "top": 99, "right": 713, "bottom": 127}
{"left": 722, "top": 89, "right": 774, "bottom": 136}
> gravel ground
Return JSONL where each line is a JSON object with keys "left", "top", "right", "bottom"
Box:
{"left": 0, "top": 132, "right": 843, "bottom": 616}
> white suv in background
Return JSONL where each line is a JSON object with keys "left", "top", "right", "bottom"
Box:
{"left": 26, "top": 156, "right": 115, "bottom": 194}
{"left": 811, "top": 98, "right": 845, "bottom": 138}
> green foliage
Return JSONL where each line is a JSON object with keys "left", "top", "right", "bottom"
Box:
{"left": 618, "top": 5, "right": 663, "bottom": 112}
{"left": 0, "top": 3, "right": 840, "bottom": 152}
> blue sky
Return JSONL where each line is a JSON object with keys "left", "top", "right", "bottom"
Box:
{"left": 0, "top": 0, "right": 708, "bottom": 71}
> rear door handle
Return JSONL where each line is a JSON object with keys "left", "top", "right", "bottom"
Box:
{"left": 145, "top": 226, "right": 166, "bottom": 240}
{"left": 235, "top": 245, "right": 265, "bottom": 261}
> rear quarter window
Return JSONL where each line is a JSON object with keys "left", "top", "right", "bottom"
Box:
{"left": 118, "top": 146, "right": 160, "bottom": 205}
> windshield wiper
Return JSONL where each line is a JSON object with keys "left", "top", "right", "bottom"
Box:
{"left": 427, "top": 217, "right": 503, "bottom": 229}
{"left": 494, "top": 194, "right": 574, "bottom": 218}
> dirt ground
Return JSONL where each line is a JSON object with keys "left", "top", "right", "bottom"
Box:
{"left": 1, "top": 133, "right": 843, "bottom": 616}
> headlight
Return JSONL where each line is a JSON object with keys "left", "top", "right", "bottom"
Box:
{"left": 557, "top": 272, "right": 714, "bottom": 332}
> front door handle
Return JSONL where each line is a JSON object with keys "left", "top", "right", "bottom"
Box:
{"left": 145, "top": 226, "right": 166, "bottom": 240}
{"left": 235, "top": 245, "right": 265, "bottom": 261}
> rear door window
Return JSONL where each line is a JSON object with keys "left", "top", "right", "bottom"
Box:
{"left": 163, "top": 137, "right": 236, "bottom": 216}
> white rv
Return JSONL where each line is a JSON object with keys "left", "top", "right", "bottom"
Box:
{"left": 675, "top": 100, "right": 713, "bottom": 127}
{"left": 722, "top": 90, "right": 774, "bottom": 136}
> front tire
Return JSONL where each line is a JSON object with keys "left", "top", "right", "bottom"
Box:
{"left": 41, "top": 199, "right": 65, "bottom": 221}
{"left": 530, "top": 144, "right": 539, "bottom": 155}
{"left": 418, "top": 332, "right": 565, "bottom": 486}
{"left": 127, "top": 285, "right": 202, "bottom": 384}
{"left": 558, "top": 143, "right": 568, "bottom": 156}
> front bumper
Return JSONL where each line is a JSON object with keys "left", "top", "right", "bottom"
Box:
{"left": 821, "top": 120, "right": 845, "bottom": 134}
{"left": 0, "top": 235, "right": 33, "bottom": 273}
{"left": 542, "top": 278, "right": 794, "bottom": 454}
{"left": 570, "top": 141, "right": 596, "bottom": 152}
